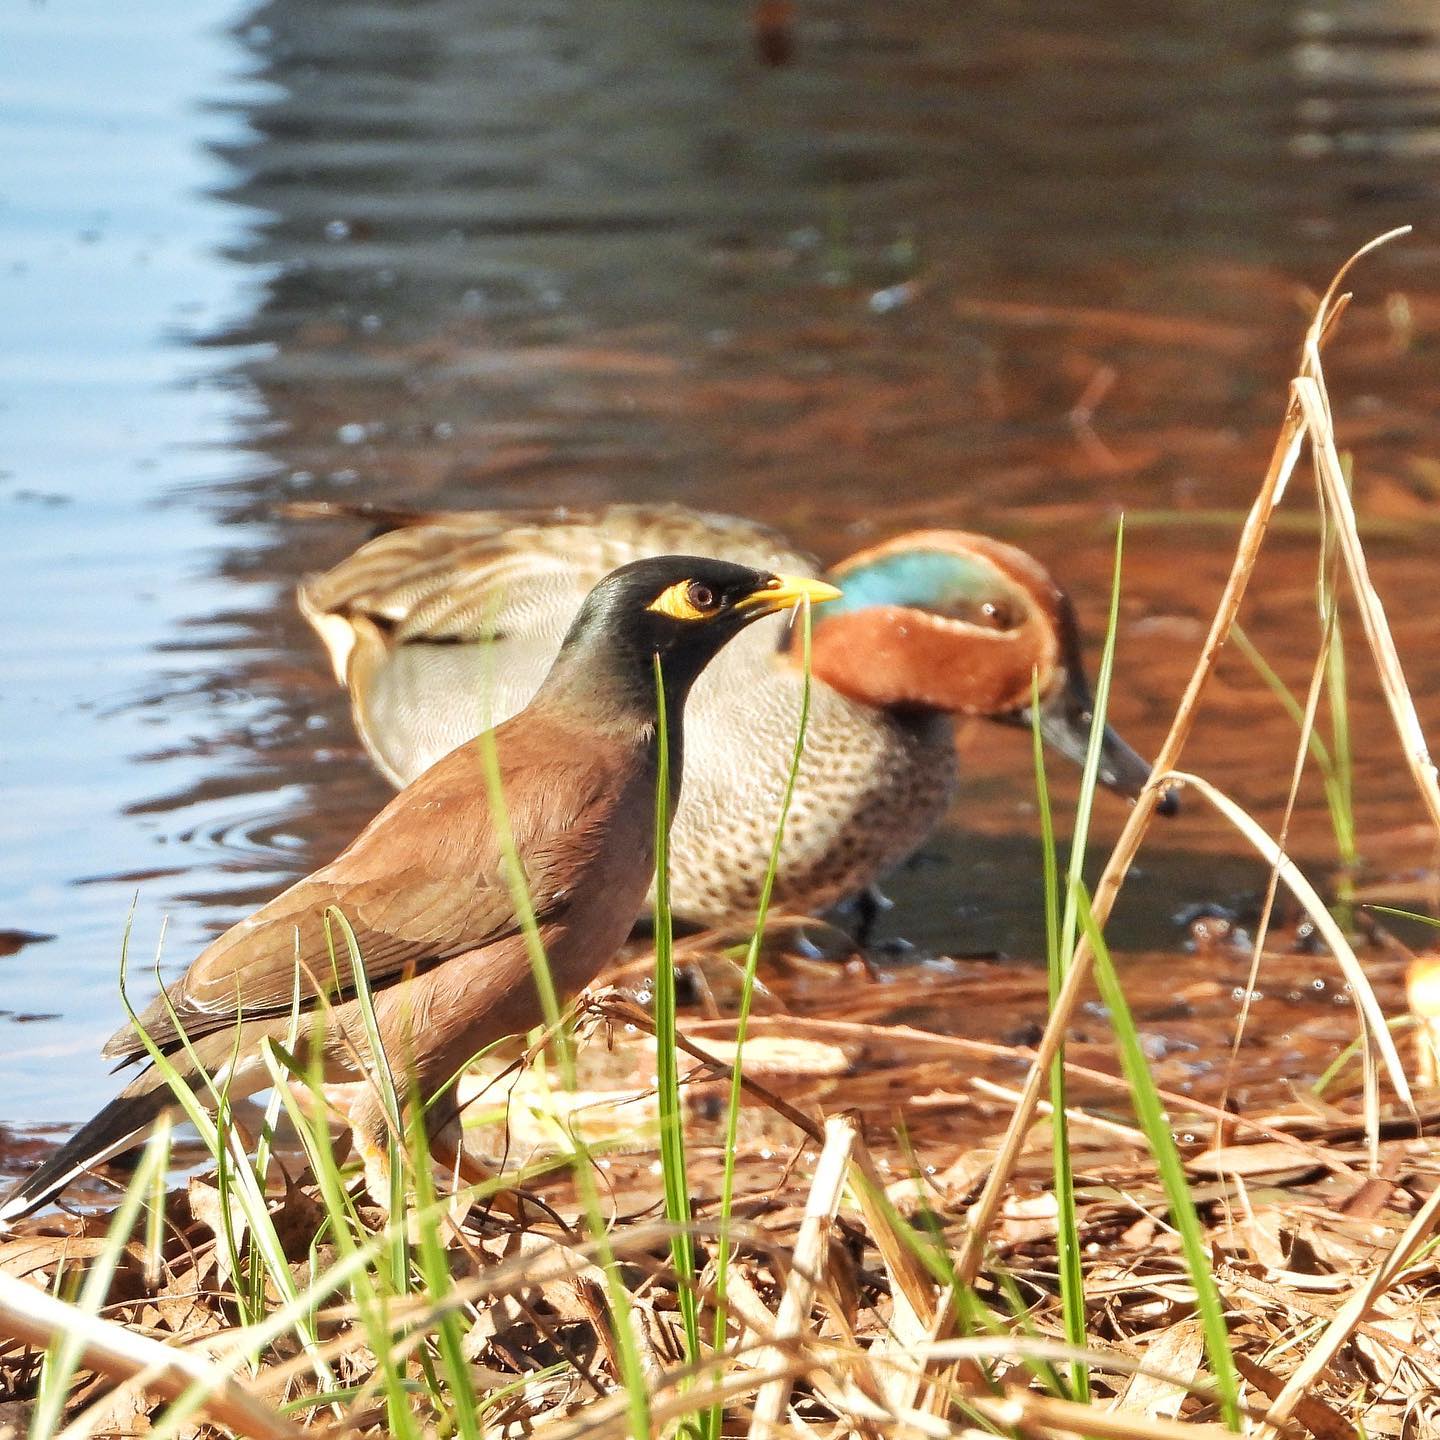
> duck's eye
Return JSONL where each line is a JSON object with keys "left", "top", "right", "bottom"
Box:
{"left": 979, "top": 599, "right": 1016, "bottom": 630}
{"left": 686, "top": 581, "right": 719, "bottom": 612}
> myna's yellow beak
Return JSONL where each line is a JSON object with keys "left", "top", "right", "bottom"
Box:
{"left": 737, "top": 574, "right": 843, "bottom": 615}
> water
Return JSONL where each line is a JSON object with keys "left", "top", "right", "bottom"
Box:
{"left": 4, "top": 0, "right": 1440, "bottom": 1131}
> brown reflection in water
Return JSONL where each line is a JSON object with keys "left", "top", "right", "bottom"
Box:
{"left": 22, "top": 0, "right": 1440, "bottom": 1127}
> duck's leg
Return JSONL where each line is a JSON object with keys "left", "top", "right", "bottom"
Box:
{"left": 846, "top": 884, "right": 893, "bottom": 948}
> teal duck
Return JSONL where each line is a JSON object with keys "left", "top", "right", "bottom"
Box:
{"left": 298, "top": 504, "right": 1161, "bottom": 928}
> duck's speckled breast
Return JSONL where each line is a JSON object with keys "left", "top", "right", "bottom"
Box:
{"left": 669, "top": 621, "right": 959, "bottom": 923}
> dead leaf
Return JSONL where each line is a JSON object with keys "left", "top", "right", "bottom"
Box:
{"left": 1233, "top": 1351, "right": 1352, "bottom": 1440}
{"left": 1187, "top": 1141, "right": 1323, "bottom": 1183}
{"left": 1113, "top": 1315, "right": 1204, "bottom": 1420}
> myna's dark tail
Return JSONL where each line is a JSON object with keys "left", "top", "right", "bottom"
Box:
{"left": 0, "top": 1084, "right": 173, "bottom": 1226}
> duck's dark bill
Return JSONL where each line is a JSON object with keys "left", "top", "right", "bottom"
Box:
{"left": 1020, "top": 674, "right": 1180, "bottom": 815}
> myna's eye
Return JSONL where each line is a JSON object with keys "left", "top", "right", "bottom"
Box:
{"left": 647, "top": 578, "right": 725, "bottom": 621}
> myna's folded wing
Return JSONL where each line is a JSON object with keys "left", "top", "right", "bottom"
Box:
{"left": 103, "top": 865, "right": 524, "bottom": 1065}
{"left": 103, "top": 732, "right": 613, "bottom": 1066}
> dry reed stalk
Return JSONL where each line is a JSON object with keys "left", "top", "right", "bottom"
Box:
{"left": 968, "top": 1077, "right": 1147, "bottom": 1145}
{"left": 966, "top": 1388, "right": 1237, "bottom": 1440}
{"left": 954, "top": 404, "right": 1303, "bottom": 1286}
{"left": 0, "top": 1270, "right": 306, "bottom": 1440}
{"left": 843, "top": 1133, "right": 948, "bottom": 1420}
{"left": 955, "top": 230, "right": 1412, "bottom": 1290}
{"left": 1220, "top": 576, "right": 1338, "bottom": 1130}
{"left": 1295, "top": 375, "right": 1440, "bottom": 833}
{"left": 747, "top": 1112, "right": 858, "bottom": 1437}
{"left": 1165, "top": 769, "right": 1411, "bottom": 1129}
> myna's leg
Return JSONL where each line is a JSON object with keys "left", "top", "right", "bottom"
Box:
{"left": 323, "top": 1082, "right": 397, "bottom": 1210}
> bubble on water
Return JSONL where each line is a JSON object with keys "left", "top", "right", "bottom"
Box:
{"left": 336, "top": 422, "right": 368, "bottom": 445}
{"left": 1311, "top": 978, "right": 1326, "bottom": 991}
{"left": 323, "top": 219, "right": 352, "bottom": 242}
{"left": 359, "top": 313, "right": 382, "bottom": 333}
{"left": 1294, "top": 10, "right": 1335, "bottom": 37}
{"left": 1293, "top": 42, "right": 1333, "bottom": 78}
{"left": 869, "top": 282, "right": 915, "bottom": 314}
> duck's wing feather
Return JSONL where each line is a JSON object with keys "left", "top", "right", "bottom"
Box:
{"left": 298, "top": 502, "right": 818, "bottom": 655}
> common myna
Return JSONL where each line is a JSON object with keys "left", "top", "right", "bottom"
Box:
{"left": 297, "top": 502, "right": 1166, "bottom": 926}
{"left": 0, "top": 555, "right": 839, "bottom": 1222}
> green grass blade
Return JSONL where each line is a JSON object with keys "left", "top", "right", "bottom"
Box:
{"left": 1074, "top": 878, "right": 1242, "bottom": 1429}
{"left": 651, "top": 655, "right": 703, "bottom": 1389}
{"left": 31, "top": 1119, "right": 171, "bottom": 1439}
{"left": 1031, "top": 671, "right": 1086, "bottom": 1402}
{"left": 1229, "top": 623, "right": 1337, "bottom": 774}
{"left": 118, "top": 921, "right": 338, "bottom": 1391}
{"left": 1039, "top": 517, "right": 1126, "bottom": 1402}
{"left": 257, "top": 1027, "right": 419, "bottom": 1440}
{"left": 896, "top": 1125, "right": 1061, "bottom": 1398}
{"left": 711, "top": 604, "right": 816, "bottom": 1338}
{"left": 323, "top": 910, "right": 410, "bottom": 1296}
{"left": 406, "top": 1079, "right": 482, "bottom": 1440}
{"left": 1058, "top": 516, "right": 1124, "bottom": 960}
{"left": 1319, "top": 453, "right": 1358, "bottom": 902}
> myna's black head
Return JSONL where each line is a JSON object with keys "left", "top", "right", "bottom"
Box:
{"left": 550, "top": 555, "right": 841, "bottom": 712}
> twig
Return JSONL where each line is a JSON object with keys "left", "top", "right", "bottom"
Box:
{"left": 748, "top": 1112, "right": 858, "bottom": 1436}
{"left": 0, "top": 1270, "right": 307, "bottom": 1440}
{"left": 1166, "top": 769, "right": 1412, "bottom": 1119}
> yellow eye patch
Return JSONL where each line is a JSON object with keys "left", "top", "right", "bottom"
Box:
{"left": 646, "top": 579, "right": 719, "bottom": 621}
